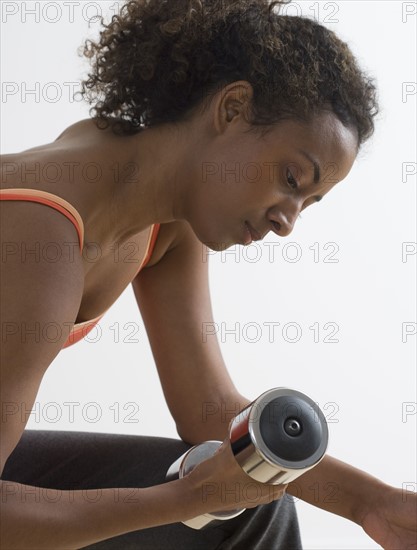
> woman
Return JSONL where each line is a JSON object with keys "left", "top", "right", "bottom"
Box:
{"left": 1, "top": 0, "right": 416, "bottom": 548}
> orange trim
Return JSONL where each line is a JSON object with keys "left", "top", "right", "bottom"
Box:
{"left": 141, "top": 223, "right": 161, "bottom": 271}
{"left": 64, "top": 224, "right": 161, "bottom": 348}
{"left": 63, "top": 319, "right": 102, "bottom": 348}
{"left": 1, "top": 192, "right": 161, "bottom": 349}
{"left": 0, "top": 189, "right": 84, "bottom": 253}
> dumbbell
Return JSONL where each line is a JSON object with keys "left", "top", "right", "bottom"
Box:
{"left": 166, "top": 387, "right": 329, "bottom": 529}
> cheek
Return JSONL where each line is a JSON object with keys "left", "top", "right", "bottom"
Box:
{"left": 190, "top": 188, "right": 249, "bottom": 249}
{"left": 200, "top": 138, "right": 270, "bottom": 195}
{"left": 197, "top": 169, "right": 250, "bottom": 214}
{"left": 188, "top": 190, "right": 229, "bottom": 245}
{"left": 191, "top": 150, "right": 276, "bottom": 236}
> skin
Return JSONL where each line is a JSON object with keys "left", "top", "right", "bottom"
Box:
{"left": 112, "top": 81, "right": 359, "bottom": 251}
{"left": 1, "top": 81, "right": 358, "bottom": 324}
{"left": 2, "top": 81, "right": 416, "bottom": 548}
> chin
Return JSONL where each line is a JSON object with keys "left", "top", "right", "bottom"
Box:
{"left": 191, "top": 223, "right": 230, "bottom": 252}
{"left": 203, "top": 240, "right": 232, "bottom": 252}
{"left": 204, "top": 234, "right": 239, "bottom": 252}
{"left": 191, "top": 217, "right": 240, "bottom": 252}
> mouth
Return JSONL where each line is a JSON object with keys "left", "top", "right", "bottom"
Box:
{"left": 244, "top": 221, "right": 262, "bottom": 244}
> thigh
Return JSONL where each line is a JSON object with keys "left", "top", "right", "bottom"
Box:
{"left": 2, "top": 429, "right": 192, "bottom": 490}
{"left": 1, "top": 430, "right": 303, "bottom": 550}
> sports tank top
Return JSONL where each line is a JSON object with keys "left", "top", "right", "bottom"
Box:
{"left": 0, "top": 188, "right": 161, "bottom": 348}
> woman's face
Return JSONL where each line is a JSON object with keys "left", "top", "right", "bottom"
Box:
{"left": 185, "top": 100, "right": 359, "bottom": 251}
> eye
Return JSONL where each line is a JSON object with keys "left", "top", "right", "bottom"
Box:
{"left": 286, "top": 168, "right": 298, "bottom": 190}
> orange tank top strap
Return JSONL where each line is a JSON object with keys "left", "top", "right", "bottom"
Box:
{"left": 139, "top": 223, "right": 161, "bottom": 273}
{"left": 63, "top": 314, "right": 105, "bottom": 349}
{"left": 0, "top": 188, "right": 85, "bottom": 253}
{"left": 63, "top": 224, "right": 161, "bottom": 348}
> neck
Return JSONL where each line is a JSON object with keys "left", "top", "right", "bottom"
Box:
{"left": 112, "top": 122, "right": 192, "bottom": 241}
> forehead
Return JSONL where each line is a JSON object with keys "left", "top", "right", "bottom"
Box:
{"left": 268, "top": 111, "right": 358, "bottom": 181}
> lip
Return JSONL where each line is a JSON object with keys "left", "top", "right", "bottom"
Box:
{"left": 246, "top": 221, "right": 262, "bottom": 242}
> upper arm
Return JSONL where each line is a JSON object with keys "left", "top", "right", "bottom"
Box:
{"left": 132, "top": 221, "right": 246, "bottom": 443}
{"left": 0, "top": 200, "right": 84, "bottom": 474}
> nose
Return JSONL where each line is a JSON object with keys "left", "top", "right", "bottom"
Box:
{"left": 268, "top": 205, "right": 301, "bottom": 237}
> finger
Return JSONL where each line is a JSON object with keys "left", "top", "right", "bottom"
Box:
{"left": 270, "top": 483, "right": 288, "bottom": 501}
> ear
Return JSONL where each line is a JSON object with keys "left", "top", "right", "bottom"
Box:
{"left": 212, "top": 80, "right": 254, "bottom": 134}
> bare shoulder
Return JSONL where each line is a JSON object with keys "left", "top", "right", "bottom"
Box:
{"left": 0, "top": 119, "right": 118, "bottom": 222}
{"left": 54, "top": 118, "right": 108, "bottom": 142}
{"left": 0, "top": 119, "right": 95, "bottom": 184}
{"left": 0, "top": 199, "right": 85, "bottom": 472}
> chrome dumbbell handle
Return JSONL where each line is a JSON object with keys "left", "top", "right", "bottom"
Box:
{"left": 166, "top": 387, "right": 329, "bottom": 530}
{"left": 166, "top": 440, "right": 246, "bottom": 529}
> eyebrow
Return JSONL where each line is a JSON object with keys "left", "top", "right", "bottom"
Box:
{"left": 298, "top": 149, "right": 321, "bottom": 185}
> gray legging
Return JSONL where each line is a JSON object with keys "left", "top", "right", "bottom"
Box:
{"left": 1, "top": 430, "right": 303, "bottom": 549}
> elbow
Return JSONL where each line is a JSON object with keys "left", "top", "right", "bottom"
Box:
{"left": 176, "top": 424, "right": 209, "bottom": 446}
{"left": 175, "top": 393, "right": 253, "bottom": 445}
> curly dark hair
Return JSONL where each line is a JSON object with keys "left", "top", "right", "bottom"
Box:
{"left": 78, "top": 0, "right": 379, "bottom": 147}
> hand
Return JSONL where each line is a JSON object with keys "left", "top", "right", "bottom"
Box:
{"left": 184, "top": 438, "right": 287, "bottom": 515}
{"left": 360, "top": 484, "right": 417, "bottom": 550}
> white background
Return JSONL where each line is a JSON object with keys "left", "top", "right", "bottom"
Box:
{"left": 1, "top": 1, "right": 416, "bottom": 548}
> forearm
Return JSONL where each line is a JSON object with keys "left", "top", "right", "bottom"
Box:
{"left": 0, "top": 477, "right": 202, "bottom": 550}
{"left": 286, "top": 454, "right": 387, "bottom": 524}
{"left": 178, "top": 394, "right": 386, "bottom": 526}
